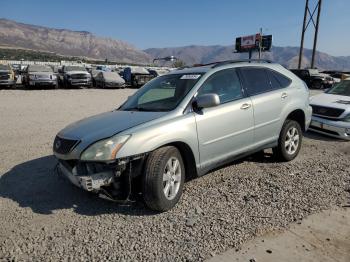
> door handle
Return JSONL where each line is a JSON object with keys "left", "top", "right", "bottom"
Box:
{"left": 281, "top": 92, "right": 288, "bottom": 99}
{"left": 240, "top": 103, "right": 251, "bottom": 110}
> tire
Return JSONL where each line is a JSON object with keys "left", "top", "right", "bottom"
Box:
{"left": 142, "top": 146, "right": 185, "bottom": 212}
{"left": 273, "top": 120, "right": 302, "bottom": 162}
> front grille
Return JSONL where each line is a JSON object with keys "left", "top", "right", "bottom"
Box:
{"left": 36, "top": 74, "right": 50, "bottom": 79}
{"left": 53, "top": 136, "right": 79, "bottom": 154}
{"left": 311, "top": 105, "right": 345, "bottom": 118}
{"left": 71, "top": 74, "right": 88, "bottom": 79}
{"left": 0, "top": 74, "right": 9, "bottom": 80}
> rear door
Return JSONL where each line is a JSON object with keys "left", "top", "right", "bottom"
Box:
{"left": 194, "top": 68, "right": 254, "bottom": 169}
{"left": 239, "top": 67, "right": 291, "bottom": 146}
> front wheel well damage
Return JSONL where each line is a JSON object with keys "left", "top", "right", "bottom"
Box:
{"left": 114, "top": 142, "right": 197, "bottom": 200}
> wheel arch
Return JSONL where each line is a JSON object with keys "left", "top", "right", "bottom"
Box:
{"left": 285, "top": 109, "right": 306, "bottom": 131}
{"left": 156, "top": 141, "right": 198, "bottom": 180}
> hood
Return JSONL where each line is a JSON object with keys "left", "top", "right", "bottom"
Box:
{"left": 29, "top": 72, "right": 53, "bottom": 76}
{"left": 66, "top": 71, "right": 90, "bottom": 75}
{"left": 58, "top": 110, "right": 167, "bottom": 142}
{"left": 104, "top": 74, "right": 125, "bottom": 84}
{"left": 310, "top": 93, "right": 350, "bottom": 110}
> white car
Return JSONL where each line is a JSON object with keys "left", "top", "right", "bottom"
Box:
{"left": 309, "top": 79, "right": 350, "bottom": 140}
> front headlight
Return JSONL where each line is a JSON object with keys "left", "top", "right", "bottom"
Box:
{"left": 29, "top": 74, "right": 36, "bottom": 80}
{"left": 81, "top": 135, "right": 131, "bottom": 161}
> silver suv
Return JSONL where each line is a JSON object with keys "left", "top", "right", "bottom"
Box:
{"left": 53, "top": 60, "right": 312, "bottom": 211}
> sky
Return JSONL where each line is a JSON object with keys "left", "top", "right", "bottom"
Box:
{"left": 1, "top": 0, "right": 349, "bottom": 56}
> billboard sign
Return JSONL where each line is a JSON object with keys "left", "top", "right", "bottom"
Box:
{"left": 241, "top": 34, "right": 260, "bottom": 50}
{"left": 235, "top": 34, "right": 272, "bottom": 53}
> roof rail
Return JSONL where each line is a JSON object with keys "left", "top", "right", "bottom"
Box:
{"left": 210, "top": 59, "right": 273, "bottom": 68}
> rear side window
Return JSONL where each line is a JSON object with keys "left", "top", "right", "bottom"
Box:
{"left": 240, "top": 68, "right": 271, "bottom": 96}
{"left": 267, "top": 69, "right": 291, "bottom": 89}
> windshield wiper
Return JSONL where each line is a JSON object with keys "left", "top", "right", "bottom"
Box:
{"left": 123, "top": 107, "right": 151, "bottom": 111}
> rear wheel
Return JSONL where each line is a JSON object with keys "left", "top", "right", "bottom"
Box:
{"left": 143, "top": 146, "right": 185, "bottom": 211}
{"left": 273, "top": 120, "right": 302, "bottom": 161}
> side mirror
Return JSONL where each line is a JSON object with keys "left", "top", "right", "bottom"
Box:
{"left": 194, "top": 93, "right": 220, "bottom": 109}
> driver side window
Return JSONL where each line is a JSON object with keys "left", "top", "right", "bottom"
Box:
{"left": 197, "top": 69, "right": 243, "bottom": 104}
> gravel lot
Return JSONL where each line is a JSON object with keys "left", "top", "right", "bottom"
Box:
{"left": 0, "top": 88, "right": 349, "bottom": 261}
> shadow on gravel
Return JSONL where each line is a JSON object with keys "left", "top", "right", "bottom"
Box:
{"left": 0, "top": 155, "right": 155, "bottom": 216}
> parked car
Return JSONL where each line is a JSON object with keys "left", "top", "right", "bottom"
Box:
{"left": 321, "top": 71, "right": 349, "bottom": 83}
{"left": 53, "top": 60, "right": 312, "bottom": 211}
{"left": 123, "top": 67, "right": 154, "bottom": 88}
{"left": 0, "top": 64, "right": 16, "bottom": 88}
{"left": 90, "top": 69, "right": 102, "bottom": 87}
{"left": 60, "top": 65, "right": 92, "bottom": 88}
{"left": 94, "top": 71, "right": 125, "bottom": 88}
{"left": 291, "top": 69, "right": 334, "bottom": 89}
{"left": 22, "top": 64, "right": 58, "bottom": 89}
{"left": 148, "top": 68, "right": 170, "bottom": 78}
{"left": 309, "top": 79, "right": 350, "bottom": 140}
{"left": 10, "top": 64, "right": 22, "bottom": 76}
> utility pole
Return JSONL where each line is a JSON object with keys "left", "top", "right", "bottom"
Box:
{"left": 311, "top": 0, "right": 322, "bottom": 68}
{"left": 298, "top": 0, "right": 309, "bottom": 69}
{"left": 298, "top": 0, "right": 323, "bottom": 69}
{"left": 258, "top": 27, "right": 263, "bottom": 60}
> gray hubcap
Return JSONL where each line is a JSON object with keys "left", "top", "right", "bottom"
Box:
{"left": 285, "top": 127, "right": 299, "bottom": 155}
{"left": 163, "top": 157, "right": 181, "bottom": 200}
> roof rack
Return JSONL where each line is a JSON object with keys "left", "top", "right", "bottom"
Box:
{"left": 176, "top": 59, "right": 272, "bottom": 70}
{"left": 211, "top": 59, "right": 272, "bottom": 68}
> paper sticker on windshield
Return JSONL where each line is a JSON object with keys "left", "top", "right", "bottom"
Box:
{"left": 180, "top": 74, "right": 201, "bottom": 80}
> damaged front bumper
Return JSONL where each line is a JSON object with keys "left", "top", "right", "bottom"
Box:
{"left": 58, "top": 161, "right": 114, "bottom": 192}
{"left": 56, "top": 154, "right": 146, "bottom": 202}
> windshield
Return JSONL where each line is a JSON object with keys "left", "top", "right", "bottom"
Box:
{"left": 120, "top": 73, "right": 203, "bottom": 112}
{"left": 28, "top": 65, "right": 53, "bottom": 72}
{"left": 327, "top": 80, "right": 350, "bottom": 96}
{"left": 64, "top": 66, "right": 86, "bottom": 72}
{"left": 0, "top": 64, "right": 10, "bottom": 70}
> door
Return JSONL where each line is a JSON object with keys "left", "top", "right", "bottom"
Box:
{"left": 194, "top": 68, "right": 254, "bottom": 170}
{"left": 239, "top": 67, "right": 291, "bottom": 146}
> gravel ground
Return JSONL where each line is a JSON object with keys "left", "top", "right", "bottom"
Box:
{"left": 0, "top": 88, "right": 349, "bottom": 261}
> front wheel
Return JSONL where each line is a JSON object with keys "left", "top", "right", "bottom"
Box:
{"left": 142, "top": 146, "right": 185, "bottom": 212}
{"left": 273, "top": 120, "right": 302, "bottom": 162}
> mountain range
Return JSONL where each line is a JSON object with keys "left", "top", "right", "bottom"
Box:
{"left": 145, "top": 45, "right": 350, "bottom": 70}
{"left": 0, "top": 18, "right": 151, "bottom": 64}
{"left": 1, "top": 18, "right": 350, "bottom": 70}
